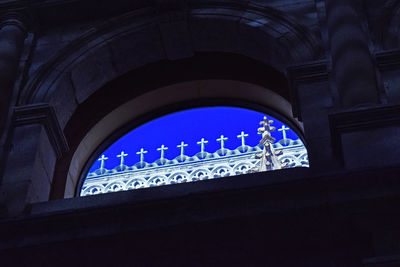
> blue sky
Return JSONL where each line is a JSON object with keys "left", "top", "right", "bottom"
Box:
{"left": 88, "top": 107, "right": 300, "bottom": 172}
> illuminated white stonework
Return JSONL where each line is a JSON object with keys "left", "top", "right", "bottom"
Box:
{"left": 80, "top": 117, "right": 308, "bottom": 196}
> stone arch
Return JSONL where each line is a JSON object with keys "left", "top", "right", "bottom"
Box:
{"left": 16, "top": 2, "right": 320, "bottom": 200}
{"left": 57, "top": 79, "right": 305, "bottom": 198}
{"left": 20, "top": 2, "right": 322, "bottom": 107}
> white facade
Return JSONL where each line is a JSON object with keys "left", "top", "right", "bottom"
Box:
{"left": 81, "top": 138, "right": 308, "bottom": 196}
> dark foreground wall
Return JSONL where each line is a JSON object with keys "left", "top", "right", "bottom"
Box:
{"left": 1, "top": 166, "right": 400, "bottom": 266}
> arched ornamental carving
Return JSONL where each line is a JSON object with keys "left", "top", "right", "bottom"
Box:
{"left": 80, "top": 108, "right": 309, "bottom": 197}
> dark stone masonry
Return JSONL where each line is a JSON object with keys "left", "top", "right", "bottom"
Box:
{"left": 1, "top": 0, "right": 400, "bottom": 266}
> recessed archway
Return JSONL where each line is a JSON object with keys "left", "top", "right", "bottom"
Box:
{"left": 60, "top": 79, "right": 303, "bottom": 198}
{"left": 18, "top": 2, "right": 322, "bottom": 200}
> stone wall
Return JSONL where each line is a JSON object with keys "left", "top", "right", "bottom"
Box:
{"left": 1, "top": 0, "right": 400, "bottom": 266}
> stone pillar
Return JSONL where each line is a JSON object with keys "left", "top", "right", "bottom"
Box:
{"left": 0, "top": 104, "right": 68, "bottom": 217}
{"left": 288, "top": 62, "right": 339, "bottom": 173}
{"left": 325, "top": 0, "right": 379, "bottom": 108}
{"left": 0, "top": 13, "right": 29, "bottom": 135}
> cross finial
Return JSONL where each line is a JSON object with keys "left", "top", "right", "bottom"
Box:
{"left": 177, "top": 142, "right": 188, "bottom": 161}
{"left": 117, "top": 151, "right": 128, "bottom": 167}
{"left": 98, "top": 154, "right": 108, "bottom": 169}
{"left": 197, "top": 138, "right": 208, "bottom": 158}
{"left": 260, "top": 116, "right": 273, "bottom": 126}
{"left": 278, "top": 125, "right": 290, "bottom": 145}
{"left": 237, "top": 131, "right": 249, "bottom": 147}
{"left": 157, "top": 144, "right": 168, "bottom": 162}
{"left": 136, "top": 148, "right": 148, "bottom": 165}
{"left": 258, "top": 116, "right": 276, "bottom": 136}
{"left": 217, "top": 135, "right": 228, "bottom": 150}
{"left": 259, "top": 116, "right": 275, "bottom": 132}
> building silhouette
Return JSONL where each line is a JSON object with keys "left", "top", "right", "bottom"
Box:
{"left": 1, "top": 0, "right": 400, "bottom": 266}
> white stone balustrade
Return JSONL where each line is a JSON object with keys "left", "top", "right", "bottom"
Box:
{"left": 81, "top": 139, "right": 308, "bottom": 196}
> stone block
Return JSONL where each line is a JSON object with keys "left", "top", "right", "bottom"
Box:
{"left": 2, "top": 125, "right": 43, "bottom": 184}
{"left": 240, "top": 12, "right": 285, "bottom": 38}
{"left": 109, "top": 25, "right": 166, "bottom": 75}
{"left": 37, "top": 128, "right": 57, "bottom": 184}
{"left": 298, "top": 81, "right": 334, "bottom": 111}
{"left": 305, "top": 137, "right": 338, "bottom": 172}
{"left": 0, "top": 180, "right": 31, "bottom": 217}
{"left": 302, "top": 109, "right": 331, "bottom": 139}
{"left": 239, "top": 22, "right": 285, "bottom": 71}
{"left": 49, "top": 73, "right": 78, "bottom": 129}
{"left": 1, "top": 122, "right": 56, "bottom": 209}
{"left": 159, "top": 21, "right": 194, "bottom": 60}
{"left": 64, "top": 175, "right": 76, "bottom": 198}
{"left": 342, "top": 126, "right": 400, "bottom": 169}
{"left": 298, "top": 81, "right": 334, "bottom": 139}
{"left": 383, "top": 70, "right": 400, "bottom": 104}
{"left": 27, "top": 157, "right": 52, "bottom": 204}
{"left": 70, "top": 42, "right": 117, "bottom": 104}
{"left": 190, "top": 14, "right": 240, "bottom": 52}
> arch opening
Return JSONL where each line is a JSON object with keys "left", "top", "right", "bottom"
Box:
{"left": 79, "top": 105, "right": 308, "bottom": 197}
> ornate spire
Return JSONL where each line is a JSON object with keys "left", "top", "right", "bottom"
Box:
{"left": 253, "top": 116, "right": 288, "bottom": 172}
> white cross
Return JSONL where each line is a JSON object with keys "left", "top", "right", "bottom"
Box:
{"left": 278, "top": 125, "right": 290, "bottom": 144}
{"left": 117, "top": 151, "right": 128, "bottom": 167}
{"left": 136, "top": 148, "right": 148, "bottom": 164}
{"left": 177, "top": 142, "right": 188, "bottom": 161}
{"left": 237, "top": 131, "right": 248, "bottom": 147}
{"left": 217, "top": 135, "right": 228, "bottom": 150}
{"left": 197, "top": 138, "right": 208, "bottom": 158}
{"left": 98, "top": 154, "right": 108, "bottom": 169}
{"left": 157, "top": 144, "right": 168, "bottom": 161}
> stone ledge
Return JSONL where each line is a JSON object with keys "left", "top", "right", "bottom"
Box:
{"left": 2, "top": 165, "right": 400, "bottom": 250}
{"left": 286, "top": 60, "right": 329, "bottom": 120}
{"left": 329, "top": 104, "right": 400, "bottom": 159}
{"left": 13, "top": 103, "right": 69, "bottom": 158}
{"left": 0, "top": 11, "right": 32, "bottom": 33}
{"left": 376, "top": 49, "right": 400, "bottom": 71}
{"left": 363, "top": 255, "right": 400, "bottom": 266}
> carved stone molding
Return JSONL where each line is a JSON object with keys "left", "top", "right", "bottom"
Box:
{"left": 20, "top": 0, "right": 322, "bottom": 105}
{"left": 376, "top": 49, "right": 400, "bottom": 71}
{"left": 363, "top": 255, "right": 400, "bottom": 266}
{"left": 0, "top": 12, "right": 31, "bottom": 33}
{"left": 12, "top": 103, "right": 69, "bottom": 158}
{"left": 329, "top": 105, "right": 400, "bottom": 157}
{"left": 286, "top": 60, "right": 329, "bottom": 120}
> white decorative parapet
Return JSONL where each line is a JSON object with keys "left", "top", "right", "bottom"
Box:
{"left": 80, "top": 117, "right": 308, "bottom": 196}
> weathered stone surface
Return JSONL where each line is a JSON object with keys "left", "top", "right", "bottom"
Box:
{"left": 238, "top": 23, "right": 286, "bottom": 71}
{"left": 109, "top": 25, "right": 166, "bottom": 75}
{"left": 48, "top": 73, "right": 78, "bottom": 129}
{"left": 70, "top": 43, "right": 117, "bottom": 104}
{"left": 1, "top": 123, "right": 56, "bottom": 214}
{"left": 342, "top": 126, "right": 400, "bottom": 169}
{"left": 159, "top": 21, "right": 194, "bottom": 60}
{"left": 298, "top": 81, "right": 333, "bottom": 139}
{"left": 1, "top": 0, "right": 400, "bottom": 264}
{"left": 190, "top": 14, "right": 240, "bottom": 52}
{"left": 0, "top": 180, "right": 31, "bottom": 216}
{"left": 2, "top": 125, "right": 44, "bottom": 184}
